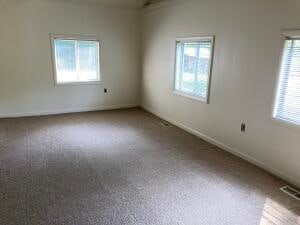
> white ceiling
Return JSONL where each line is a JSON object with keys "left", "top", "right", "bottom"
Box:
{"left": 49, "top": 0, "right": 149, "bottom": 8}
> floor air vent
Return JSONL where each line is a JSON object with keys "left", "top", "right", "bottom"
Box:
{"left": 280, "top": 186, "right": 300, "bottom": 200}
{"left": 159, "top": 121, "right": 172, "bottom": 127}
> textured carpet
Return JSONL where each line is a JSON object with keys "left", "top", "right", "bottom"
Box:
{"left": 0, "top": 108, "right": 299, "bottom": 225}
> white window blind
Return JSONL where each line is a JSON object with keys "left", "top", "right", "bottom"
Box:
{"left": 274, "top": 37, "right": 300, "bottom": 126}
{"left": 51, "top": 35, "right": 100, "bottom": 84}
{"left": 174, "top": 37, "right": 214, "bottom": 103}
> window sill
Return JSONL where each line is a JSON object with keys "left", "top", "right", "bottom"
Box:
{"left": 173, "top": 90, "right": 208, "bottom": 104}
{"left": 55, "top": 81, "right": 102, "bottom": 86}
{"left": 270, "top": 116, "right": 300, "bottom": 131}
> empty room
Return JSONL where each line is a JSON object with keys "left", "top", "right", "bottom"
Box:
{"left": 0, "top": 0, "right": 300, "bottom": 224}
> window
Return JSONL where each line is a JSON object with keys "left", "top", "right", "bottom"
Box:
{"left": 51, "top": 35, "right": 101, "bottom": 84}
{"left": 174, "top": 36, "right": 214, "bottom": 103}
{"left": 273, "top": 31, "right": 300, "bottom": 126}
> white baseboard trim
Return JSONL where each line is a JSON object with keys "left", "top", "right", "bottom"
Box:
{"left": 0, "top": 104, "right": 139, "bottom": 118}
{"left": 142, "top": 105, "right": 300, "bottom": 188}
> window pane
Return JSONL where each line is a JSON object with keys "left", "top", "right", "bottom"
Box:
{"left": 78, "top": 41, "right": 99, "bottom": 81}
{"left": 53, "top": 37, "right": 100, "bottom": 84}
{"left": 275, "top": 39, "right": 300, "bottom": 125}
{"left": 175, "top": 39, "right": 213, "bottom": 101}
{"left": 54, "top": 39, "right": 77, "bottom": 83}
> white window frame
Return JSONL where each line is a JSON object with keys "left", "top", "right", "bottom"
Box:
{"left": 50, "top": 34, "right": 102, "bottom": 85}
{"left": 272, "top": 30, "right": 300, "bottom": 129}
{"left": 173, "top": 36, "right": 215, "bottom": 104}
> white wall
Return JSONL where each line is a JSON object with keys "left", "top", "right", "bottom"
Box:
{"left": 0, "top": 0, "right": 141, "bottom": 117}
{"left": 141, "top": 0, "right": 300, "bottom": 187}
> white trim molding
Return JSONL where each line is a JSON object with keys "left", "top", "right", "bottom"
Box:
{"left": 271, "top": 30, "right": 300, "bottom": 130}
{"left": 0, "top": 104, "right": 138, "bottom": 118}
{"left": 141, "top": 104, "right": 300, "bottom": 188}
{"left": 50, "top": 34, "right": 102, "bottom": 86}
{"left": 282, "top": 30, "right": 300, "bottom": 38}
{"left": 173, "top": 36, "right": 215, "bottom": 104}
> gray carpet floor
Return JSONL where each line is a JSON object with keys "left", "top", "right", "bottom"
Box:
{"left": 0, "top": 108, "right": 299, "bottom": 225}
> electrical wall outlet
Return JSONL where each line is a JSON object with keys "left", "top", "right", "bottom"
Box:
{"left": 241, "top": 123, "right": 246, "bottom": 132}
